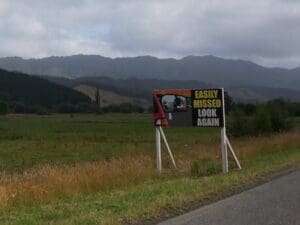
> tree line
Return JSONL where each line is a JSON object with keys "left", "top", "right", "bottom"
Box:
{"left": 227, "top": 98, "right": 300, "bottom": 137}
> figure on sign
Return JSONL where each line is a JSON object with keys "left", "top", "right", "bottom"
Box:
{"left": 174, "top": 96, "right": 187, "bottom": 112}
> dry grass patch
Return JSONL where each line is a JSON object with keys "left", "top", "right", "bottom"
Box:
{"left": 0, "top": 156, "right": 159, "bottom": 207}
{"left": 0, "top": 130, "right": 299, "bottom": 208}
{"left": 231, "top": 131, "right": 300, "bottom": 158}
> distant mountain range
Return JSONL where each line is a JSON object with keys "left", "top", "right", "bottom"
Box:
{"left": 0, "top": 54, "right": 299, "bottom": 91}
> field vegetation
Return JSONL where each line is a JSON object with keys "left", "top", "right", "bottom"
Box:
{"left": 0, "top": 113, "right": 299, "bottom": 224}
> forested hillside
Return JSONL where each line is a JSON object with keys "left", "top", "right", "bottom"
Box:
{"left": 0, "top": 69, "right": 90, "bottom": 112}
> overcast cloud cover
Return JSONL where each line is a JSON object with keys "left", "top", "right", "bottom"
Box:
{"left": 0, "top": 0, "right": 299, "bottom": 68}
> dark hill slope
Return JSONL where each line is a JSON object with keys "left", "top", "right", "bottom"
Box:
{"left": 0, "top": 69, "right": 90, "bottom": 108}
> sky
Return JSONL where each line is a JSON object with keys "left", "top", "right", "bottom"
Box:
{"left": 0, "top": 0, "right": 299, "bottom": 68}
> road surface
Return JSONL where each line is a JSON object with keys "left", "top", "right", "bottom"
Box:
{"left": 157, "top": 170, "right": 300, "bottom": 225}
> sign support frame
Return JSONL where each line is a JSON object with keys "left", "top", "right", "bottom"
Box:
{"left": 220, "top": 88, "right": 241, "bottom": 173}
{"left": 155, "top": 127, "right": 162, "bottom": 172}
{"left": 159, "top": 126, "right": 177, "bottom": 169}
{"left": 226, "top": 136, "right": 242, "bottom": 170}
{"left": 155, "top": 124, "right": 177, "bottom": 172}
{"left": 221, "top": 88, "right": 229, "bottom": 173}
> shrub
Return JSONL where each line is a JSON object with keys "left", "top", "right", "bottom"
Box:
{"left": 25, "top": 106, "right": 49, "bottom": 115}
{"left": 190, "top": 160, "right": 201, "bottom": 177}
{"left": 228, "top": 109, "right": 255, "bottom": 137}
{"left": 254, "top": 106, "right": 273, "bottom": 135}
{"left": 191, "top": 160, "right": 220, "bottom": 177}
{"left": 0, "top": 101, "right": 8, "bottom": 115}
{"left": 229, "top": 102, "right": 294, "bottom": 137}
{"left": 57, "top": 104, "right": 78, "bottom": 113}
{"left": 12, "top": 102, "right": 25, "bottom": 113}
{"left": 205, "top": 161, "right": 219, "bottom": 175}
{"left": 102, "top": 103, "right": 145, "bottom": 113}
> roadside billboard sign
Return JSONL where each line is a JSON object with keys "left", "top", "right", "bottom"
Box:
{"left": 152, "top": 88, "right": 241, "bottom": 173}
{"left": 153, "top": 88, "right": 224, "bottom": 127}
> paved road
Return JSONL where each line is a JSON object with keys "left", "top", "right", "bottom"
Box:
{"left": 157, "top": 170, "right": 300, "bottom": 225}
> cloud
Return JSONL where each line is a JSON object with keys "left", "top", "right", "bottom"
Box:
{"left": 0, "top": 0, "right": 299, "bottom": 68}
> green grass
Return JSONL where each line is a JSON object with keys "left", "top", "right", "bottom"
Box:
{"left": 0, "top": 114, "right": 299, "bottom": 224}
{"left": 0, "top": 114, "right": 218, "bottom": 172}
{"left": 0, "top": 141, "right": 299, "bottom": 225}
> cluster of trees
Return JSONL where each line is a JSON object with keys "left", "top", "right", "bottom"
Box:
{"left": 0, "top": 101, "right": 148, "bottom": 115}
{"left": 0, "top": 101, "right": 95, "bottom": 115}
{"left": 56, "top": 102, "right": 145, "bottom": 114}
{"left": 101, "top": 103, "right": 145, "bottom": 113}
{"left": 228, "top": 99, "right": 299, "bottom": 137}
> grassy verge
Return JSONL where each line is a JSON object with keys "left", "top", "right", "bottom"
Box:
{"left": 0, "top": 134, "right": 299, "bottom": 224}
{"left": 0, "top": 114, "right": 299, "bottom": 224}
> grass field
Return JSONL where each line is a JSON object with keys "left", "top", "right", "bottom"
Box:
{"left": 0, "top": 113, "right": 299, "bottom": 224}
{"left": 0, "top": 114, "right": 221, "bottom": 172}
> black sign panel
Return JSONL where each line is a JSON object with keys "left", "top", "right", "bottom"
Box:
{"left": 192, "top": 89, "right": 224, "bottom": 127}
